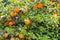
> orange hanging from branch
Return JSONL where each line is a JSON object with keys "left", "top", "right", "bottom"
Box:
{"left": 24, "top": 19, "right": 31, "bottom": 25}
{"left": 56, "top": 3, "right": 60, "bottom": 8}
{"left": 37, "top": 2, "right": 43, "bottom": 9}
{"left": 7, "top": 18, "right": 12, "bottom": 21}
{"left": 3, "top": 33, "right": 9, "bottom": 38}
{"left": 9, "top": 21, "right": 15, "bottom": 26}
{"left": 5, "top": 22, "right": 9, "bottom": 26}
{"left": 10, "top": 11, "right": 15, "bottom": 17}
{"left": 53, "top": 10, "right": 58, "bottom": 15}
{"left": 33, "top": 4, "right": 37, "bottom": 9}
{"left": 14, "top": 8, "right": 20, "bottom": 13}
{"left": 18, "top": 34, "right": 24, "bottom": 39}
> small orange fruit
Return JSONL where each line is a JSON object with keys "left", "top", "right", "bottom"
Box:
{"left": 37, "top": 2, "right": 43, "bottom": 8}
{"left": 18, "top": 34, "right": 24, "bottom": 39}
{"left": 3, "top": 33, "right": 9, "bottom": 38}
{"left": 24, "top": 19, "right": 30, "bottom": 25}
{"left": 30, "top": 0, "right": 33, "bottom": 2}
{"left": 5, "top": 22, "right": 9, "bottom": 25}
{"left": 56, "top": 3, "right": 60, "bottom": 8}
{"left": 50, "top": 0, "right": 55, "bottom": 2}
{"left": 7, "top": 18, "right": 12, "bottom": 21}
{"left": 33, "top": 4, "right": 37, "bottom": 9}
{"left": 53, "top": 10, "right": 58, "bottom": 14}
{"left": 10, "top": 11, "right": 15, "bottom": 16}
{"left": 14, "top": 8, "right": 20, "bottom": 13}
{"left": 9, "top": 21, "right": 15, "bottom": 26}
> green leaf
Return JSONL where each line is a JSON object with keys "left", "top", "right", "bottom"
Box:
{"left": 0, "top": 0, "right": 3, "bottom": 2}
{"left": 10, "top": 0, "right": 15, "bottom": 2}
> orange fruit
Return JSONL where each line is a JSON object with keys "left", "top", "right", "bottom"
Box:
{"left": 7, "top": 18, "right": 12, "bottom": 21}
{"left": 3, "top": 33, "right": 9, "bottom": 38}
{"left": 53, "top": 10, "right": 58, "bottom": 14}
{"left": 9, "top": 21, "right": 15, "bottom": 26}
{"left": 56, "top": 3, "right": 60, "bottom": 8}
{"left": 25, "top": 19, "right": 30, "bottom": 25}
{"left": 30, "top": 0, "right": 33, "bottom": 2}
{"left": 5, "top": 22, "right": 9, "bottom": 25}
{"left": 37, "top": 2, "right": 43, "bottom": 8}
{"left": 14, "top": 8, "right": 20, "bottom": 13}
{"left": 50, "top": 0, "right": 55, "bottom": 2}
{"left": 33, "top": 4, "right": 37, "bottom": 9}
{"left": 10, "top": 11, "right": 15, "bottom": 16}
{"left": 18, "top": 34, "right": 24, "bottom": 39}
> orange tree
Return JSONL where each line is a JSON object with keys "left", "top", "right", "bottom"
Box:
{"left": 0, "top": 0, "right": 60, "bottom": 40}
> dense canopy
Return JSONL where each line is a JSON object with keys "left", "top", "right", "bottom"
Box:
{"left": 0, "top": 0, "right": 60, "bottom": 40}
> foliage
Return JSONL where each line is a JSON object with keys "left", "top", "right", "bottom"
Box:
{"left": 0, "top": 0, "right": 60, "bottom": 40}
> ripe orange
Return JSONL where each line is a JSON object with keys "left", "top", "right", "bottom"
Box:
{"left": 7, "top": 18, "right": 12, "bottom": 21}
{"left": 33, "top": 4, "right": 37, "bottom": 9}
{"left": 9, "top": 21, "right": 15, "bottom": 26}
{"left": 10, "top": 11, "right": 15, "bottom": 16}
{"left": 14, "top": 8, "right": 20, "bottom": 13}
{"left": 5, "top": 22, "right": 9, "bottom": 25}
{"left": 30, "top": 0, "right": 33, "bottom": 2}
{"left": 37, "top": 2, "right": 43, "bottom": 8}
{"left": 50, "top": 0, "right": 55, "bottom": 2}
{"left": 53, "top": 10, "right": 58, "bottom": 14}
{"left": 56, "top": 3, "right": 60, "bottom": 8}
{"left": 18, "top": 34, "right": 24, "bottom": 39}
{"left": 3, "top": 33, "right": 9, "bottom": 38}
{"left": 24, "top": 19, "right": 30, "bottom": 25}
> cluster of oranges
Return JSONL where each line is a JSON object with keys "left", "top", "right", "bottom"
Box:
{"left": 4, "top": 7, "right": 30, "bottom": 26}
{"left": 3, "top": 33, "right": 24, "bottom": 39}
{"left": 33, "top": 2, "right": 59, "bottom": 15}
{"left": 5, "top": 18, "right": 31, "bottom": 26}
{"left": 33, "top": 2, "right": 43, "bottom": 9}
{"left": 33, "top": 2, "right": 60, "bottom": 9}
{"left": 0, "top": 0, "right": 59, "bottom": 40}
{"left": 4, "top": 1, "right": 60, "bottom": 26}
{"left": 10, "top": 8, "right": 20, "bottom": 17}
{"left": 5, "top": 8, "right": 20, "bottom": 26}
{"left": 4, "top": 17, "right": 15, "bottom": 26}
